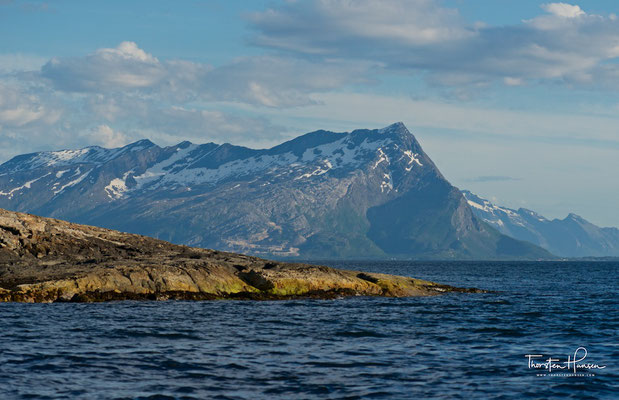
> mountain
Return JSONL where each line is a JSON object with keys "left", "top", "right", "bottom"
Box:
{"left": 1, "top": 208, "right": 476, "bottom": 302}
{"left": 0, "top": 122, "right": 551, "bottom": 260}
{"left": 462, "top": 190, "right": 619, "bottom": 257}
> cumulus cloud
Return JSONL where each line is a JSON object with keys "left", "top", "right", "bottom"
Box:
{"left": 0, "top": 41, "right": 306, "bottom": 159}
{"left": 40, "top": 41, "right": 213, "bottom": 100}
{"left": 249, "top": 0, "right": 619, "bottom": 89}
{"left": 41, "top": 41, "right": 169, "bottom": 92}
{"left": 3, "top": 2, "right": 616, "bottom": 160}
{"left": 542, "top": 3, "right": 585, "bottom": 18}
{"left": 0, "top": 79, "right": 291, "bottom": 163}
{"left": 0, "top": 47, "right": 295, "bottom": 162}
{"left": 87, "top": 124, "right": 129, "bottom": 148}
{"left": 38, "top": 42, "right": 372, "bottom": 107}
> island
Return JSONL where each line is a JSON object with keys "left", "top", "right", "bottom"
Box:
{"left": 0, "top": 208, "right": 483, "bottom": 302}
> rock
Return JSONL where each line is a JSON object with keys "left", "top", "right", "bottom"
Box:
{"left": 0, "top": 208, "right": 484, "bottom": 302}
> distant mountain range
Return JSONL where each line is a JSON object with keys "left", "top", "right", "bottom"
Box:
{"left": 462, "top": 191, "right": 619, "bottom": 258}
{"left": 0, "top": 122, "right": 550, "bottom": 260}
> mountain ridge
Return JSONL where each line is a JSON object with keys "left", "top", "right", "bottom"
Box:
{"left": 462, "top": 190, "right": 619, "bottom": 257}
{"left": 0, "top": 123, "right": 552, "bottom": 260}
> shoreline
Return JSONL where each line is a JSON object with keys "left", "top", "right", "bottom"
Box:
{"left": 0, "top": 208, "right": 484, "bottom": 303}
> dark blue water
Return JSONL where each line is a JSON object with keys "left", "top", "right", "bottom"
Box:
{"left": 0, "top": 261, "right": 617, "bottom": 399}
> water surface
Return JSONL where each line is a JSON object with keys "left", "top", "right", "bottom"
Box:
{"left": 1, "top": 261, "right": 617, "bottom": 399}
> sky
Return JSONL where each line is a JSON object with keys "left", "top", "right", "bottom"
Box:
{"left": 0, "top": 0, "right": 618, "bottom": 227}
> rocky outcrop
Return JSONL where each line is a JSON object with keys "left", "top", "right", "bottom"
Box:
{"left": 0, "top": 208, "right": 482, "bottom": 302}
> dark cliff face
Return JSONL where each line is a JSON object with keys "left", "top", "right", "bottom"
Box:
{"left": 463, "top": 190, "right": 619, "bottom": 257}
{"left": 0, "top": 123, "right": 551, "bottom": 259}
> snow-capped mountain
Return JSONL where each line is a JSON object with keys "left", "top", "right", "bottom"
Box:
{"left": 463, "top": 190, "right": 619, "bottom": 257}
{"left": 0, "top": 123, "right": 550, "bottom": 259}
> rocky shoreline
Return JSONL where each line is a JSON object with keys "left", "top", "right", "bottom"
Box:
{"left": 0, "top": 209, "right": 483, "bottom": 303}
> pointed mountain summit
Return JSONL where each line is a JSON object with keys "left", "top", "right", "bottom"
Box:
{"left": 0, "top": 123, "right": 551, "bottom": 259}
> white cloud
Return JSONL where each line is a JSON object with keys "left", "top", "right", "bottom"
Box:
{"left": 38, "top": 42, "right": 373, "bottom": 107}
{"left": 250, "top": 0, "right": 471, "bottom": 53}
{"left": 249, "top": 0, "right": 619, "bottom": 89}
{"left": 0, "top": 82, "right": 76, "bottom": 161}
{"left": 0, "top": 53, "right": 47, "bottom": 73}
{"left": 138, "top": 105, "right": 289, "bottom": 147}
{"left": 0, "top": 82, "right": 62, "bottom": 128}
{"left": 201, "top": 56, "right": 378, "bottom": 107}
{"left": 541, "top": 3, "right": 585, "bottom": 18}
{"left": 0, "top": 61, "right": 292, "bottom": 162}
{"left": 87, "top": 124, "right": 129, "bottom": 148}
{"left": 41, "top": 41, "right": 176, "bottom": 92}
{"left": 100, "top": 41, "right": 156, "bottom": 63}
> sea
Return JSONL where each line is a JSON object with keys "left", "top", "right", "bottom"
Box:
{"left": 0, "top": 261, "right": 617, "bottom": 399}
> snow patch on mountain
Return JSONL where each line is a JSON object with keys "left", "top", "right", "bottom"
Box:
{"left": 1, "top": 140, "right": 156, "bottom": 174}
{"left": 295, "top": 160, "right": 333, "bottom": 180}
{"left": 104, "top": 171, "right": 133, "bottom": 200}
{"left": 401, "top": 150, "right": 423, "bottom": 171}
{"left": 0, "top": 173, "right": 51, "bottom": 199}
{"left": 380, "top": 172, "right": 393, "bottom": 193}
{"left": 465, "top": 194, "right": 519, "bottom": 218}
{"left": 133, "top": 144, "right": 199, "bottom": 188}
{"left": 28, "top": 148, "right": 109, "bottom": 170}
{"left": 133, "top": 136, "right": 398, "bottom": 190}
{"left": 301, "top": 136, "right": 391, "bottom": 168}
{"left": 1, "top": 123, "right": 427, "bottom": 202}
{"left": 136, "top": 149, "right": 298, "bottom": 189}
{"left": 372, "top": 148, "right": 389, "bottom": 169}
{"left": 53, "top": 168, "right": 92, "bottom": 195}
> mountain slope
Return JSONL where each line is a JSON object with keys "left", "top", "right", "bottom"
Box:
{"left": 463, "top": 190, "right": 619, "bottom": 257}
{"left": 0, "top": 123, "right": 551, "bottom": 259}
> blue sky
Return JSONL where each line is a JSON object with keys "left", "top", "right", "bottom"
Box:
{"left": 1, "top": 0, "right": 618, "bottom": 226}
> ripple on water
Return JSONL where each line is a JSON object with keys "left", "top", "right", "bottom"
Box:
{"left": 0, "top": 261, "right": 617, "bottom": 399}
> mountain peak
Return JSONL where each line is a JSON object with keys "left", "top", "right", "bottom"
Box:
{"left": 374, "top": 122, "right": 420, "bottom": 150}
{"left": 124, "top": 139, "right": 157, "bottom": 151}
{"left": 175, "top": 140, "right": 194, "bottom": 149}
{"left": 565, "top": 213, "right": 587, "bottom": 223}
{"left": 378, "top": 122, "right": 408, "bottom": 134}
